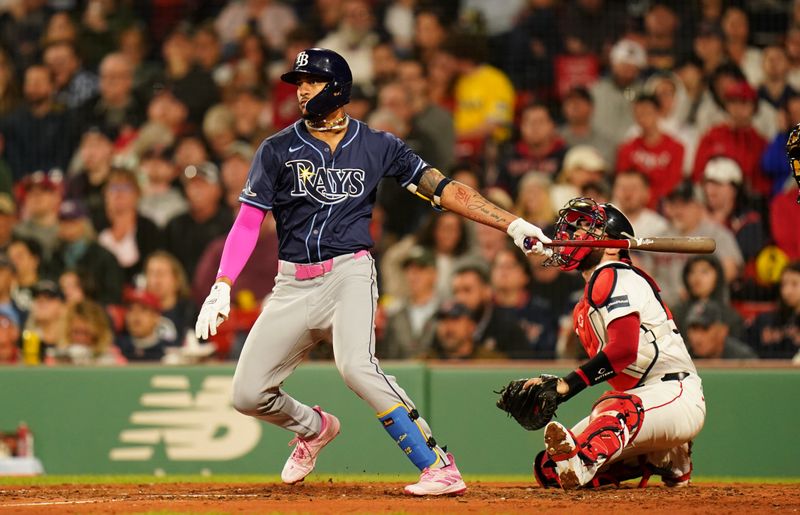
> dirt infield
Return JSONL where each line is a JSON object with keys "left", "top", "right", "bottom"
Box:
{"left": 0, "top": 481, "right": 796, "bottom": 514}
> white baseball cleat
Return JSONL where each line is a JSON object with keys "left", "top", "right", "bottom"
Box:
{"left": 281, "top": 406, "right": 340, "bottom": 484}
{"left": 403, "top": 453, "right": 467, "bottom": 496}
{"left": 544, "top": 421, "right": 596, "bottom": 490}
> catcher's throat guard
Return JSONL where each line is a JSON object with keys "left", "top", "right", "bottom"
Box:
{"left": 377, "top": 404, "right": 438, "bottom": 470}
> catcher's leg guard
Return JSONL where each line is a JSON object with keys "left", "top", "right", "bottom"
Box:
{"left": 578, "top": 391, "right": 645, "bottom": 463}
{"left": 377, "top": 404, "right": 439, "bottom": 470}
{"left": 533, "top": 450, "right": 560, "bottom": 488}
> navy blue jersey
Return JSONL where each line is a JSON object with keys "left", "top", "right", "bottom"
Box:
{"left": 240, "top": 119, "right": 430, "bottom": 263}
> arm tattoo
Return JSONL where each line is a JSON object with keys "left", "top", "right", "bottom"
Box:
{"left": 416, "top": 168, "right": 446, "bottom": 199}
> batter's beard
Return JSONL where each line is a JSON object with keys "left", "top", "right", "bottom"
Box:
{"left": 576, "top": 248, "right": 604, "bottom": 271}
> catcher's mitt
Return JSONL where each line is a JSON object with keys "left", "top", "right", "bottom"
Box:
{"left": 495, "top": 374, "right": 561, "bottom": 431}
{"left": 785, "top": 122, "right": 800, "bottom": 204}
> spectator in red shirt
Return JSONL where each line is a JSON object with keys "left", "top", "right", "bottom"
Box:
{"left": 692, "top": 81, "right": 770, "bottom": 197}
{"left": 616, "top": 94, "right": 684, "bottom": 209}
{"left": 770, "top": 183, "right": 800, "bottom": 260}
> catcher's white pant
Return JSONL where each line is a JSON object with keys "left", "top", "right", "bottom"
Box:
{"left": 230, "top": 251, "right": 441, "bottom": 447}
{"left": 572, "top": 374, "right": 706, "bottom": 478}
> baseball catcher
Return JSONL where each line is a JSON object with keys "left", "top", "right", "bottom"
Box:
{"left": 785, "top": 122, "right": 800, "bottom": 203}
{"left": 499, "top": 198, "right": 706, "bottom": 490}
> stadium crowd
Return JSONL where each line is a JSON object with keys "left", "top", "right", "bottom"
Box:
{"left": 0, "top": 0, "right": 798, "bottom": 365}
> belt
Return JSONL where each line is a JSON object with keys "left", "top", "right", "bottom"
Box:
{"left": 280, "top": 250, "right": 370, "bottom": 280}
{"left": 661, "top": 372, "right": 690, "bottom": 382}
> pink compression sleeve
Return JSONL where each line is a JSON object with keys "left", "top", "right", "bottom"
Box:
{"left": 216, "top": 203, "right": 267, "bottom": 284}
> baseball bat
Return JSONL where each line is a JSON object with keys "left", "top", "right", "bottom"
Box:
{"left": 524, "top": 237, "right": 716, "bottom": 254}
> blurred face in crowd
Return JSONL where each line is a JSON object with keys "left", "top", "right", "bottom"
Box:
{"left": 786, "top": 96, "right": 800, "bottom": 127}
{"left": 397, "top": 60, "right": 427, "bottom": 102}
{"left": 145, "top": 256, "right": 179, "bottom": 301}
{"left": 68, "top": 314, "right": 96, "bottom": 346}
{"left": 378, "top": 82, "right": 413, "bottom": 123}
{"left": 372, "top": 43, "right": 399, "bottom": 83}
{"left": 663, "top": 198, "right": 704, "bottom": 233}
{"left": 693, "top": 33, "right": 723, "bottom": 69}
{"left": 7, "top": 242, "right": 39, "bottom": 279}
{"left": 99, "top": 54, "right": 133, "bottom": 105}
{"left": 24, "top": 184, "right": 61, "bottom": 219}
{"left": 341, "top": 0, "right": 373, "bottom": 34}
{"left": 475, "top": 222, "right": 506, "bottom": 264}
{"left": 221, "top": 155, "right": 250, "bottom": 209}
{"left": 687, "top": 321, "right": 727, "bottom": 358}
{"left": 780, "top": 269, "right": 800, "bottom": 311}
{"left": 79, "top": 132, "right": 114, "bottom": 173}
{"left": 652, "top": 78, "right": 677, "bottom": 116}
{"left": 520, "top": 106, "right": 555, "bottom": 146}
{"left": 163, "top": 31, "right": 193, "bottom": 66}
{"left": 0, "top": 210, "right": 13, "bottom": 246}
{"left": 452, "top": 271, "right": 491, "bottom": 312}
{"left": 414, "top": 12, "right": 446, "bottom": 53}
{"left": 436, "top": 315, "right": 475, "bottom": 355}
{"left": 612, "top": 172, "right": 651, "bottom": 214}
{"left": 562, "top": 95, "right": 592, "bottom": 126}
{"left": 0, "top": 316, "right": 18, "bottom": 363}
{"left": 32, "top": 293, "right": 64, "bottom": 324}
{"left": 702, "top": 179, "right": 736, "bottom": 213}
{"left": 173, "top": 136, "right": 209, "bottom": 172}
{"left": 634, "top": 99, "right": 660, "bottom": 133}
{"left": 404, "top": 262, "right": 437, "bottom": 301}
{"left": 43, "top": 43, "right": 79, "bottom": 89}
{"left": 686, "top": 259, "right": 718, "bottom": 299}
{"left": 125, "top": 303, "right": 160, "bottom": 339}
{"left": 147, "top": 91, "right": 189, "bottom": 129}
{"left": 762, "top": 46, "right": 789, "bottom": 82}
{"left": 118, "top": 25, "right": 147, "bottom": 64}
{"left": 722, "top": 7, "right": 749, "bottom": 42}
{"left": 59, "top": 271, "right": 85, "bottom": 305}
{"left": 724, "top": 98, "right": 755, "bottom": 127}
{"left": 23, "top": 65, "right": 54, "bottom": 106}
{"left": 433, "top": 213, "right": 463, "bottom": 255}
{"left": 104, "top": 175, "right": 139, "bottom": 217}
{"left": 192, "top": 28, "right": 221, "bottom": 70}
{"left": 184, "top": 176, "right": 222, "bottom": 213}
{"left": 232, "top": 90, "right": 264, "bottom": 137}
{"left": 611, "top": 61, "right": 640, "bottom": 87}
{"left": 491, "top": 249, "right": 528, "bottom": 294}
{"left": 44, "top": 12, "right": 78, "bottom": 44}
{"left": 58, "top": 217, "right": 87, "bottom": 243}
{"left": 644, "top": 5, "right": 677, "bottom": 38}
{"left": 141, "top": 156, "right": 177, "bottom": 187}
{"left": 787, "top": 29, "right": 800, "bottom": 63}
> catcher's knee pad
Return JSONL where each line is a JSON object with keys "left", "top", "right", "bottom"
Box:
{"left": 590, "top": 391, "right": 645, "bottom": 438}
{"left": 533, "top": 450, "right": 560, "bottom": 488}
{"left": 377, "top": 404, "right": 438, "bottom": 470}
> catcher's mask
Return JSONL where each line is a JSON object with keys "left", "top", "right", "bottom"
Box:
{"left": 544, "top": 198, "right": 634, "bottom": 271}
{"left": 281, "top": 48, "right": 352, "bottom": 121}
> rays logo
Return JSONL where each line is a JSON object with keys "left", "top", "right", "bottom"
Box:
{"left": 296, "top": 51, "right": 309, "bottom": 67}
{"left": 287, "top": 159, "right": 366, "bottom": 205}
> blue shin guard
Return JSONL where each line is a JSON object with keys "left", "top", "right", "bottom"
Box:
{"left": 377, "top": 404, "right": 439, "bottom": 470}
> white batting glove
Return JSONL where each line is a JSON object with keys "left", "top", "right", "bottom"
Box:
{"left": 507, "top": 218, "right": 553, "bottom": 257}
{"left": 195, "top": 282, "right": 231, "bottom": 340}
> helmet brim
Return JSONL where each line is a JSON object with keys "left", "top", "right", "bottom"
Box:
{"left": 280, "top": 70, "right": 331, "bottom": 85}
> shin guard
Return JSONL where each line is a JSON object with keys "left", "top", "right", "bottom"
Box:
{"left": 377, "top": 404, "right": 439, "bottom": 470}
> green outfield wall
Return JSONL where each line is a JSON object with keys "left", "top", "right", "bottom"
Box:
{"left": 0, "top": 364, "right": 797, "bottom": 477}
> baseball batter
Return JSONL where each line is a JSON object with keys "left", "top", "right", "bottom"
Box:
{"left": 529, "top": 198, "right": 706, "bottom": 489}
{"left": 194, "top": 48, "right": 550, "bottom": 496}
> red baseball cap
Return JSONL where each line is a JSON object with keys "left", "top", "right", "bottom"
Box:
{"left": 723, "top": 81, "right": 757, "bottom": 103}
{"left": 123, "top": 287, "right": 161, "bottom": 311}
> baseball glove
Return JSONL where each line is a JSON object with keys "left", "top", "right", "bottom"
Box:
{"left": 785, "top": 122, "right": 800, "bottom": 204}
{"left": 495, "top": 374, "right": 561, "bottom": 431}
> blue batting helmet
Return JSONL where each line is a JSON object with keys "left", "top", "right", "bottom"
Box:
{"left": 281, "top": 48, "right": 353, "bottom": 120}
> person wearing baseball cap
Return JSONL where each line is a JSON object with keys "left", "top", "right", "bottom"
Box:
{"left": 685, "top": 300, "right": 757, "bottom": 359}
{"left": 116, "top": 287, "right": 170, "bottom": 362}
{"left": 14, "top": 169, "right": 64, "bottom": 260}
{"left": 560, "top": 87, "right": 616, "bottom": 168}
{"left": 591, "top": 39, "right": 647, "bottom": 146}
{"left": 0, "top": 304, "right": 20, "bottom": 364}
{"left": 702, "top": 156, "right": 768, "bottom": 300}
{"left": 427, "top": 300, "right": 506, "bottom": 360}
{"left": 138, "top": 142, "right": 188, "bottom": 229}
{"left": 165, "top": 161, "right": 231, "bottom": 279}
{"left": 53, "top": 199, "right": 124, "bottom": 305}
{"left": 27, "top": 279, "right": 67, "bottom": 361}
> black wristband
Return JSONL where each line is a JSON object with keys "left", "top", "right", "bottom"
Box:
{"left": 560, "top": 371, "right": 588, "bottom": 402}
{"left": 578, "top": 350, "right": 617, "bottom": 385}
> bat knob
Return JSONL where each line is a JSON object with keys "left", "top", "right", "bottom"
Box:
{"left": 523, "top": 237, "right": 533, "bottom": 250}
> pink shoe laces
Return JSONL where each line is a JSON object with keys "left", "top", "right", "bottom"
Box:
{"left": 288, "top": 437, "right": 310, "bottom": 461}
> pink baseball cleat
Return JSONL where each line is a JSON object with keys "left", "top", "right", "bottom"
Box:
{"left": 403, "top": 453, "right": 467, "bottom": 496}
{"left": 281, "top": 406, "right": 341, "bottom": 484}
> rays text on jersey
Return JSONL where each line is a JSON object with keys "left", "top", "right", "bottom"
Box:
{"left": 286, "top": 159, "right": 366, "bottom": 205}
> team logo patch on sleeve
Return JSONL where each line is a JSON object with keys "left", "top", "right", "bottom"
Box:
{"left": 606, "top": 295, "right": 630, "bottom": 311}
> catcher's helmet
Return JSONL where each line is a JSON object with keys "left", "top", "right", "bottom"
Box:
{"left": 544, "top": 198, "right": 634, "bottom": 271}
{"left": 281, "top": 48, "right": 352, "bottom": 121}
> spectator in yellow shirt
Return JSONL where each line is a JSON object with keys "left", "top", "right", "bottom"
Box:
{"left": 440, "top": 32, "right": 515, "bottom": 160}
